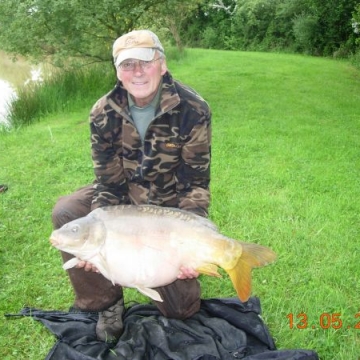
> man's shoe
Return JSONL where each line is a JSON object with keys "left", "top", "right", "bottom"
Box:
{"left": 96, "top": 298, "right": 124, "bottom": 342}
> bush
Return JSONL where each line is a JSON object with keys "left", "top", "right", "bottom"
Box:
{"left": 292, "top": 13, "right": 319, "bottom": 54}
{"left": 349, "top": 48, "right": 360, "bottom": 69}
{"left": 200, "top": 27, "right": 222, "bottom": 49}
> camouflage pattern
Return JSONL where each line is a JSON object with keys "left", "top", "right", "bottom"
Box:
{"left": 89, "top": 71, "right": 211, "bottom": 217}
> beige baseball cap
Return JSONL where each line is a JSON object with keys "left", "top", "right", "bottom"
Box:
{"left": 113, "top": 30, "right": 165, "bottom": 67}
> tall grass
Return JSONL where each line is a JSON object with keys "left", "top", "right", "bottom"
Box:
{"left": 6, "top": 64, "right": 116, "bottom": 128}
{"left": 1, "top": 49, "right": 360, "bottom": 359}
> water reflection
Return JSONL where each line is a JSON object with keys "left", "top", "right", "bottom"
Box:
{"left": 0, "top": 51, "right": 44, "bottom": 126}
{"left": 0, "top": 79, "right": 17, "bottom": 126}
{"left": 25, "top": 67, "right": 44, "bottom": 86}
{"left": 0, "top": 51, "right": 33, "bottom": 87}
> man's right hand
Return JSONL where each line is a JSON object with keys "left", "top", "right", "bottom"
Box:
{"left": 76, "top": 260, "right": 99, "bottom": 273}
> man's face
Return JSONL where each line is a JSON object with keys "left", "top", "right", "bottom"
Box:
{"left": 117, "top": 55, "right": 167, "bottom": 108}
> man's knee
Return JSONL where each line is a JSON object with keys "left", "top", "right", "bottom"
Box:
{"left": 52, "top": 202, "right": 77, "bottom": 229}
{"left": 51, "top": 185, "right": 94, "bottom": 229}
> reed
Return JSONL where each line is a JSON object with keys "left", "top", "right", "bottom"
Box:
{"left": 6, "top": 64, "right": 115, "bottom": 128}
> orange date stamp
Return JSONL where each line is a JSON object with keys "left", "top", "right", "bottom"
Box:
{"left": 286, "top": 312, "right": 360, "bottom": 330}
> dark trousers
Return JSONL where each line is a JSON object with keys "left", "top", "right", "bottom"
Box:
{"left": 51, "top": 185, "right": 201, "bottom": 319}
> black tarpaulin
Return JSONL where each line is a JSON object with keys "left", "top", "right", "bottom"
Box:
{"left": 6, "top": 297, "right": 319, "bottom": 360}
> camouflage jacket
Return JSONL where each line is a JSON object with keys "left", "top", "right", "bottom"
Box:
{"left": 89, "top": 71, "right": 211, "bottom": 217}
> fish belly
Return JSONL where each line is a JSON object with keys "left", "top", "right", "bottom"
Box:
{"left": 102, "top": 233, "right": 184, "bottom": 289}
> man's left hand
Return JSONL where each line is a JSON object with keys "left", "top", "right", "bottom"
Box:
{"left": 177, "top": 266, "right": 199, "bottom": 279}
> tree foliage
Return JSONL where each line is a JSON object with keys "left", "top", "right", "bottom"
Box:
{"left": 0, "top": 0, "right": 359, "bottom": 65}
{"left": 140, "top": 0, "right": 204, "bottom": 51}
{"left": 185, "top": 0, "right": 359, "bottom": 56}
{"left": 353, "top": 4, "right": 360, "bottom": 44}
{"left": 0, "top": 0, "right": 167, "bottom": 66}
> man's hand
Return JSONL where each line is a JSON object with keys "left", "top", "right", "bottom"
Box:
{"left": 177, "top": 266, "right": 199, "bottom": 280}
{"left": 76, "top": 260, "right": 99, "bottom": 273}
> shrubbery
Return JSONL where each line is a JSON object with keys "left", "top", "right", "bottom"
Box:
{"left": 183, "top": 0, "right": 360, "bottom": 58}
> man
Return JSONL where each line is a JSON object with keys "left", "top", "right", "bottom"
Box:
{"left": 52, "top": 29, "right": 211, "bottom": 342}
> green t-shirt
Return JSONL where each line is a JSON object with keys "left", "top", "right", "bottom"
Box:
{"left": 128, "top": 85, "right": 161, "bottom": 143}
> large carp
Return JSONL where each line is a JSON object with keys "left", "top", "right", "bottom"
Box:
{"left": 50, "top": 205, "right": 276, "bottom": 302}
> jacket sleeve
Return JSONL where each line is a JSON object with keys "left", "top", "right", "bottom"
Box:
{"left": 89, "top": 98, "right": 129, "bottom": 210}
{"left": 176, "top": 109, "right": 211, "bottom": 217}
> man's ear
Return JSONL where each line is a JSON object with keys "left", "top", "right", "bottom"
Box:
{"left": 116, "top": 67, "right": 122, "bottom": 81}
{"left": 160, "top": 59, "right": 168, "bottom": 75}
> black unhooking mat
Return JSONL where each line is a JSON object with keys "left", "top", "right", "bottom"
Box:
{"left": 6, "top": 297, "right": 319, "bottom": 360}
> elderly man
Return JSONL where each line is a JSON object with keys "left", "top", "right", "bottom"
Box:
{"left": 52, "top": 29, "right": 212, "bottom": 342}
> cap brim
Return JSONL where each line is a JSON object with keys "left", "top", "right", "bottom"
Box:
{"left": 115, "top": 48, "right": 156, "bottom": 67}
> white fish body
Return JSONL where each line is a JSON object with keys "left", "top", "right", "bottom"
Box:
{"left": 50, "top": 205, "right": 276, "bottom": 302}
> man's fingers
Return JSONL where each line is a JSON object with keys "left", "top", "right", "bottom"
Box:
{"left": 84, "top": 262, "right": 93, "bottom": 272}
{"left": 76, "top": 260, "right": 86, "bottom": 268}
{"left": 75, "top": 260, "right": 99, "bottom": 273}
{"left": 177, "top": 266, "right": 199, "bottom": 279}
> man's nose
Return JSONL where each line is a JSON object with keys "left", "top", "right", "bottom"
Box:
{"left": 133, "top": 62, "right": 145, "bottom": 74}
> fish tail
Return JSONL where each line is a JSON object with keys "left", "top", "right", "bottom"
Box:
{"left": 226, "top": 242, "right": 276, "bottom": 302}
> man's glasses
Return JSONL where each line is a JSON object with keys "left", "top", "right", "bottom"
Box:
{"left": 118, "top": 58, "right": 161, "bottom": 71}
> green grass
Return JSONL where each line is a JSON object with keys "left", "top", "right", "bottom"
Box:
{"left": 1, "top": 48, "right": 360, "bottom": 359}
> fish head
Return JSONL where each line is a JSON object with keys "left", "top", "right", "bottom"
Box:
{"left": 49, "top": 216, "right": 106, "bottom": 258}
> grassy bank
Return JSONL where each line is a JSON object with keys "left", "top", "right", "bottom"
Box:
{"left": 1, "top": 49, "right": 360, "bottom": 359}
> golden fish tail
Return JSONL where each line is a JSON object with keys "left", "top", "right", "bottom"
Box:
{"left": 225, "top": 242, "right": 276, "bottom": 302}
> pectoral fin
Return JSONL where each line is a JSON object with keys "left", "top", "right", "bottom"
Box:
{"left": 136, "top": 286, "right": 163, "bottom": 302}
{"left": 196, "top": 263, "right": 222, "bottom": 277}
{"left": 63, "top": 257, "right": 80, "bottom": 270}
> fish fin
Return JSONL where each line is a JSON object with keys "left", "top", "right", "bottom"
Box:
{"left": 136, "top": 286, "right": 163, "bottom": 302}
{"left": 226, "top": 243, "right": 276, "bottom": 302}
{"left": 196, "top": 263, "right": 222, "bottom": 277}
{"left": 63, "top": 257, "right": 80, "bottom": 270}
{"left": 239, "top": 243, "right": 277, "bottom": 268}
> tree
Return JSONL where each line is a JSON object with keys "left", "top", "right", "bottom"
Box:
{"left": 300, "top": 0, "right": 359, "bottom": 55}
{"left": 140, "top": 0, "right": 204, "bottom": 51}
{"left": 210, "top": 0, "right": 237, "bottom": 15}
{"left": 182, "top": 0, "right": 237, "bottom": 50}
{"left": 0, "top": 0, "right": 167, "bottom": 66}
{"left": 352, "top": 3, "right": 360, "bottom": 44}
{"left": 232, "top": 0, "right": 281, "bottom": 49}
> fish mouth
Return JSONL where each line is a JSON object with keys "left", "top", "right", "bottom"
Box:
{"left": 50, "top": 237, "right": 59, "bottom": 247}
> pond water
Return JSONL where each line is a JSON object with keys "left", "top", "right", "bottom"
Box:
{"left": 0, "top": 51, "right": 44, "bottom": 126}
{"left": 0, "top": 80, "right": 17, "bottom": 126}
